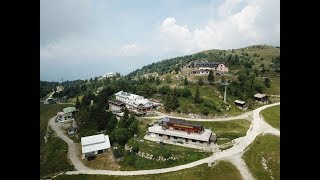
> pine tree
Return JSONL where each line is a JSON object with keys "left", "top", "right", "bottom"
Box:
{"left": 264, "top": 77, "right": 271, "bottom": 88}
{"left": 198, "top": 77, "right": 204, "bottom": 86}
{"left": 75, "top": 97, "right": 80, "bottom": 109}
{"left": 208, "top": 70, "right": 214, "bottom": 85}
{"left": 184, "top": 77, "right": 189, "bottom": 85}
{"left": 194, "top": 86, "right": 201, "bottom": 104}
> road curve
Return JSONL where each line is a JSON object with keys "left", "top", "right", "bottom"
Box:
{"left": 50, "top": 102, "right": 280, "bottom": 176}
{"left": 49, "top": 117, "right": 93, "bottom": 171}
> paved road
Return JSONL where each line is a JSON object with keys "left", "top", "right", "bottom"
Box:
{"left": 51, "top": 102, "right": 280, "bottom": 177}
{"left": 223, "top": 153, "right": 255, "bottom": 180}
{"left": 49, "top": 116, "right": 92, "bottom": 171}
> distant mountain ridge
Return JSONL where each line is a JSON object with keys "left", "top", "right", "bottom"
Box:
{"left": 127, "top": 44, "right": 280, "bottom": 77}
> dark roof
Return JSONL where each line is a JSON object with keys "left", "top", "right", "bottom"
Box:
{"left": 108, "top": 99, "right": 125, "bottom": 105}
{"left": 194, "top": 62, "right": 224, "bottom": 67}
{"left": 164, "top": 118, "right": 203, "bottom": 129}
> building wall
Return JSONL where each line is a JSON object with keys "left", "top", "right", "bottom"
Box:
{"left": 151, "top": 133, "right": 209, "bottom": 145}
{"left": 109, "top": 104, "right": 123, "bottom": 112}
{"left": 167, "top": 123, "right": 202, "bottom": 134}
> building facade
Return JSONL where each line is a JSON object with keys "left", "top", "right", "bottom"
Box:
{"left": 147, "top": 117, "right": 216, "bottom": 146}
{"left": 108, "top": 99, "right": 125, "bottom": 112}
{"left": 254, "top": 93, "right": 268, "bottom": 103}
{"left": 114, "top": 91, "right": 158, "bottom": 115}
{"left": 188, "top": 62, "right": 229, "bottom": 75}
{"left": 81, "top": 134, "right": 111, "bottom": 159}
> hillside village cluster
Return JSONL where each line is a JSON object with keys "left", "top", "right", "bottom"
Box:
{"left": 50, "top": 61, "right": 269, "bottom": 160}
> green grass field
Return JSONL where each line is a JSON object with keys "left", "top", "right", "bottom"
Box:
{"left": 260, "top": 105, "right": 280, "bottom": 129}
{"left": 54, "top": 161, "right": 243, "bottom": 180}
{"left": 243, "top": 134, "right": 280, "bottom": 180}
{"left": 40, "top": 103, "right": 74, "bottom": 178}
{"left": 187, "top": 119, "right": 251, "bottom": 144}
{"left": 262, "top": 78, "right": 280, "bottom": 95}
{"left": 124, "top": 138, "right": 211, "bottom": 170}
{"left": 177, "top": 84, "right": 243, "bottom": 116}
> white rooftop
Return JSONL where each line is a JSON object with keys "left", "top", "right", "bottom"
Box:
{"left": 115, "top": 91, "right": 155, "bottom": 108}
{"left": 234, "top": 100, "right": 245, "bottom": 104}
{"left": 148, "top": 125, "right": 213, "bottom": 142}
{"left": 254, "top": 93, "right": 267, "bottom": 98}
{"left": 81, "top": 134, "right": 111, "bottom": 154}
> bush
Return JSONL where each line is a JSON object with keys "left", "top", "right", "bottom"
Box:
{"left": 201, "top": 109, "right": 209, "bottom": 116}
{"left": 132, "top": 146, "right": 140, "bottom": 154}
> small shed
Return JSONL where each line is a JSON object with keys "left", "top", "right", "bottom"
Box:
{"left": 44, "top": 98, "right": 55, "bottom": 104}
{"left": 254, "top": 93, "right": 268, "bottom": 103}
{"left": 81, "top": 134, "right": 111, "bottom": 159}
{"left": 63, "top": 107, "right": 77, "bottom": 119}
{"left": 68, "top": 127, "right": 77, "bottom": 135}
{"left": 234, "top": 100, "right": 246, "bottom": 108}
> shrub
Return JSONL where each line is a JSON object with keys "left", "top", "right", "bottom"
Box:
{"left": 132, "top": 146, "right": 140, "bottom": 154}
{"left": 201, "top": 109, "right": 209, "bottom": 116}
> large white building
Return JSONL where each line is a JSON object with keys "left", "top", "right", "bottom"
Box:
{"left": 81, "top": 134, "right": 111, "bottom": 159}
{"left": 114, "top": 91, "right": 159, "bottom": 115}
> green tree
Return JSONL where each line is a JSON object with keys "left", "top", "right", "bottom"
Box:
{"left": 198, "top": 77, "right": 204, "bottom": 86}
{"left": 184, "top": 77, "right": 189, "bottom": 85}
{"left": 164, "top": 93, "right": 180, "bottom": 112}
{"left": 174, "top": 67, "right": 180, "bottom": 74}
{"left": 148, "top": 75, "right": 155, "bottom": 83}
{"left": 106, "top": 113, "right": 118, "bottom": 133}
{"left": 158, "top": 85, "right": 171, "bottom": 95}
{"left": 181, "top": 87, "right": 192, "bottom": 97}
{"left": 112, "top": 128, "right": 129, "bottom": 146}
{"left": 155, "top": 77, "right": 161, "bottom": 85}
{"left": 264, "top": 77, "right": 271, "bottom": 88}
{"left": 253, "top": 68, "right": 260, "bottom": 77}
{"left": 208, "top": 70, "right": 214, "bottom": 85}
{"left": 254, "top": 81, "right": 265, "bottom": 93}
{"left": 132, "top": 146, "right": 140, "bottom": 154}
{"left": 75, "top": 97, "right": 80, "bottom": 109}
{"left": 194, "top": 86, "right": 201, "bottom": 104}
{"left": 165, "top": 76, "right": 172, "bottom": 84}
{"left": 221, "top": 76, "right": 226, "bottom": 83}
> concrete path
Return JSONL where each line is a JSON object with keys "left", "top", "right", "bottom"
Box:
{"left": 51, "top": 102, "right": 280, "bottom": 176}
{"left": 49, "top": 116, "right": 92, "bottom": 171}
{"left": 223, "top": 153, "right": 255, "bottom": 180}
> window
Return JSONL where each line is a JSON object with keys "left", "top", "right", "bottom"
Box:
{"left": 200, "top": 141, "right": 203, "bottom": 143}
{"left": 174, "top": 128, "right": 178, "bottom": 130}
{"left": 194, "top": 131, "right": 198, "bottom": 133}
{"left": 181, "top": 129, "right": 185, "bottom": 131}
{"left": 174, "top": 137, "right": 178, "bottom": 139}
{"left": 159, "top": 134, "right": 163, "bottom": 137}
{"left": 192, "top": 139, "right": 196, "bottom": 142}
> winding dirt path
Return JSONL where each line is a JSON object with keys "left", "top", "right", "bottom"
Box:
{"left": 49, "top": 116, "right": 93, "bottom": 171}
{"left": 49, "top": 102, "right": 280, "bottom": 177}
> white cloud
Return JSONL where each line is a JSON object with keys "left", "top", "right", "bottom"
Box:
{"left": 118, "top": 43, "right": 147, "bottom": 56}
{"left": 158, "top": 0, "right": 279, "bottom": 54}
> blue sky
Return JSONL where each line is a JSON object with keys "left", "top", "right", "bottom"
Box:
{"left": 40, "top": 0, "right": 280, "bottom": 81}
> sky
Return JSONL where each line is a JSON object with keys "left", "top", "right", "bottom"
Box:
{"left": 40, "top": 0, "right": 280, "bottom": 81}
